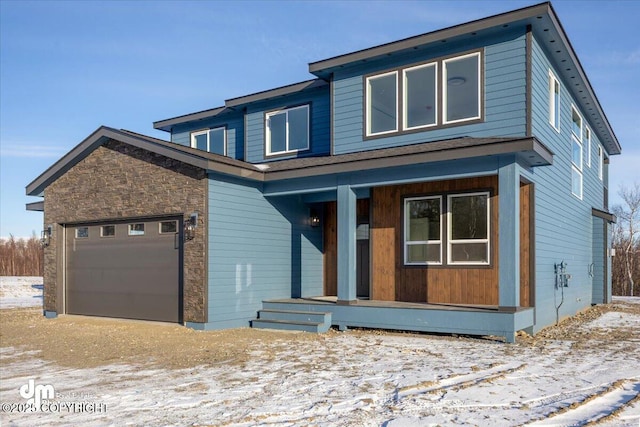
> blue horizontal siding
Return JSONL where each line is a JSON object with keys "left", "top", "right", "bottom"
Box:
{"left": 529, "top": 34, "right": 609, "bottom": 331}
{"left": 207, "top": 173, "right": 323, "bottom": 329}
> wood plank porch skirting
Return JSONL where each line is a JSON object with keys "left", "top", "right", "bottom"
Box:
{"left": 262, "top": 298, "right": 534, "bottom": 343}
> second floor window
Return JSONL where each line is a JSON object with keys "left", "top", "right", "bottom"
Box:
{"left": 266, "top": 105, "right": 309, "bottom": 156}
{"left": 365, "top": 50, "right": 482, "bottom": 137}
{"left": 191, "top": 127, "right": 226, "bottom": 155}
{"left": 548, "top": 71, "right": 560, "bottom": 131}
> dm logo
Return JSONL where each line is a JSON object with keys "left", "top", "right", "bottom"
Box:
{"left": 19, "top": 379, "right": 55, "bottom": 408}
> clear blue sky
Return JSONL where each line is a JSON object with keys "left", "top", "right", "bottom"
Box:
{"left": 1, "top": 0, "right": 638, "bottom": 238}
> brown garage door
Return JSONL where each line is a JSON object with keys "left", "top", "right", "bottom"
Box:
{"left": 66, "top": 217, "right": 182, "bottom": 322}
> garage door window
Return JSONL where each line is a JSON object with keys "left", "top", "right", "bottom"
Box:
{"left": 75, "top": 227, "right": 89, "bottom": 239}
{"left": 128, "top": 223, "right": 145, "bottom": 236}
{"left": 159, "top": 221, "right": 177, "bottom": 234}
{"left": 101, "top": 225, "right": 115, "bottom": 237}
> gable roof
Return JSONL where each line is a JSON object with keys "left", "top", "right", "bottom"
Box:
{"left": 27, "top": 126, "right": 553, "bottom": 198}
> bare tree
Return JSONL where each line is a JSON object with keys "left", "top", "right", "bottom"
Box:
{"left": 612, "top": 182, "right": 640, "bottom": 297}
{"left": 0, "top": 235, "right": 44, "bottom": 276}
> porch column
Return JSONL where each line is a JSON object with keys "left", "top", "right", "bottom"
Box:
{"left": 498, "top": 159, "right": 520, "bottom": 309}
{"left": 337, "top": 184, "right": 357, "bottom": 304}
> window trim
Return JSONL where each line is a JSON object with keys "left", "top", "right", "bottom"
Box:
{"left": 442, "top": 51, "right": 482, "bottom": 125}
{"left": 403, "top": 195, "right": 443, "bottom": 266}
{"left": 190, "top": 126, "right": 227, "bottom": 156}
{"left": 365, "top": 71, "right": 399, "bottom": 136}
{"left": 265, "top": 104, "right": 311, "bottom": 156}
{"left": 447, "top": 192, "right": 490, "bottom": 266}
{"left": 548, "top": 70, "right": 560, "bottom": 132}
{"left": 402, "top": 62, "right": 438, "bottom": 132}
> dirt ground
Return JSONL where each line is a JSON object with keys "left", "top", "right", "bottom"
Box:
{"left": 1, "top": 300, "right": 639, "bottom": 371}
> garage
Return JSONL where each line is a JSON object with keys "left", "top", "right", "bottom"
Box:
{"left": 65, "top": 217, "right": 182, "bottom": 323}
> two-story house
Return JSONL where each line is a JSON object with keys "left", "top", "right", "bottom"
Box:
{"left": 27, "top": 2, "right": 620, "bottom": 342}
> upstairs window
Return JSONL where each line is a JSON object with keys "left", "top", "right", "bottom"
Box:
{"left": 191, "top": 127, "right": 226, "bottom": 155}
{"left": 598, "top": 145, "right": 604, "bottom": 181}
{"left": 403, "top": 63, "right": 437, "bottom": 130}
{"left": 585, "top": 127, "right": 591, "bottom": 168}
{"left": 443, "top": 52, "right": 481, "bottom": 124}
{"left": 548, "top": 71, "right": 560, "bottom": 131}
{"left": 266, "top": 105, "right": 309, "bottom": 156}
{"left": 365, "top": 50, "right": 482, "bottom": 138}
{"left": 366, "top": 72, "right": 398, "bottom": 135}
{"left": 570, "top": 105, "right": 583, "bottom": 199}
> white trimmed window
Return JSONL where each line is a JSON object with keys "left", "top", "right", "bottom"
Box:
{"left": 585, "top": 127, "right": 591, "bottom": 168}
{"left": 443, "top": 52, "right": 481, "bottom": 124}
{"left": 448, "top": 192, "right": 490, "bottom": 265}
{"left": 549, "top": 71, "right": 560, "bottom": 131}
{"left": 403, "top": 63, "right": 437, "bottom": 130}
{"left": 266, "top": 105, "right": 310, "bottom": 155}
{"left": 598, "top": 145, "right": 604, "bottom": 181}
{"left": 366, "top": 71, "right": 398, "bottom": 136}
{"left": 191, "top": 127, "right": 226, "bottom": 155}
{"left": 570, "top": 105, "right": 583, "bottom": 199}
{"left": 404, "top": 196, "right": 442, "bottom": 265}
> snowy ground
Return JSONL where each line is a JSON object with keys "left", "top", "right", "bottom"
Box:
{"left": 0, "top": 277, "right": 43, "bottom": 309}
{"left": 1, "top": 277, "right": 639, "bottom": 426}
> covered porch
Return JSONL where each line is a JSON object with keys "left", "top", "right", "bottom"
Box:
{"left": 254, "top": 137, "right": 552, "bottom": 342}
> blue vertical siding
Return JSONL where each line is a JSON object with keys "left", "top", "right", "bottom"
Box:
{"left": 331, "top": 30, "right": 528, "bottom": 155}
{"left": 529, "top": 34, "right": 608, "bottom": 331}
{"left": 170, "top": 114, "right": 245, "bottom": 160}
{"left": 206, "top": 173, "right": 322, "bottom": 329}
{"left": 244, "top": 86, "right": 331, "bottom": 163}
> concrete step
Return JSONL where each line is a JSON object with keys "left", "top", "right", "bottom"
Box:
{"left": 251, "top": 318, "right": 330, "bottom": 333}
{"left": 252, "top": 309, "right": 332, "bottom": 333}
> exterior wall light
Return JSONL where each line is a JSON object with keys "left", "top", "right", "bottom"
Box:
{"left": 184, "top": 213, "right": 197, "bottom": 241}
{"left": 40, "top": 225, "right": 52, "bottom": 247}
{"left": 310, "top": 211, "right": 321, "bottom": 227}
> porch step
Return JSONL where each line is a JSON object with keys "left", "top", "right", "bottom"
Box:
{"left": 252, "top": 309, "right": 332, "bottom": 333}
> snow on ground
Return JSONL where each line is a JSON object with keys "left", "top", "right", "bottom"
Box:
{"left": 0, "top": 277, "right": 43, "bottom": 309}
{"left": 1, "top": 278, "right": 639, "bottom": 426}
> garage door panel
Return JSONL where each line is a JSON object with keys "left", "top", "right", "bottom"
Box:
{"left": 66, "top": 219, "right": 182, "bottom": 323}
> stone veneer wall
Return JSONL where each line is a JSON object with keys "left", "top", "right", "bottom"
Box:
{"left": 43, "top": 139, "right": 207, "bottom": 323}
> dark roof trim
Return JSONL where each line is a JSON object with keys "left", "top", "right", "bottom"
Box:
{"left": 26, "top": 126, "right": 263, "bottom": 196}
{"left": 26, "top": 201, "right": 44, "bottom": 212}
{"left": 262, "top": 137, "right": 553, "bottom": 181}
{"left": 26, "top": 130, "right": 553, "bottom": 199}
{"left": 153, "top": 106, "right": 226, "bottom": 132}
{"left": 592, "top": 208, "right": 616, "bottom": 223}
{"left": 309, "top": 2, "right": 550, "bottom": 73}
{"left": 225, "top": 79, "right": 328, "bottom": 108}
{"left": 154, "top": 79, "right": 329, "bottom": 131}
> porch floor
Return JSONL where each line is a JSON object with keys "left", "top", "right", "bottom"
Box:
{"left": 267, "top": 296, "right": 530, "bottom": 313}
{"left": 262, "top": 297, "right": 535, "bottom": 343}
